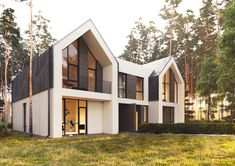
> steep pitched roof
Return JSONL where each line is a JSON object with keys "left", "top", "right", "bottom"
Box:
{"left": 143, "top": 56, "right": 173, "bottom": 76}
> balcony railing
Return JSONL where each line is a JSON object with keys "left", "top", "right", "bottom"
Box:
{"left": 63, "top": 76, "right": 111, "bottom": 94}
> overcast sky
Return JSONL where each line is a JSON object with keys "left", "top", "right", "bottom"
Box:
{"left": 1, "top": 0, "right": 202, "bottom": 57}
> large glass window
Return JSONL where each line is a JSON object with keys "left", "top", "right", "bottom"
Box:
{"left": 174, "top": 79, "right": 178, "bottom": 103}
{"left": 88, "top": 51, "right": 96, "bottom": 91}
{"left": 162, "top": 69, "right": 178, "bottom": 102}
{"left": 162, "top": 70, "right": 170, "bottom": 102}
{"left": 136, "top": 77, "right": 143, "bottom": 100}
{"left": 62, "top": 40, "right": 79, "bottom": 89}
{"left": 118, "top": 73, "right": 126, "bottom": 98}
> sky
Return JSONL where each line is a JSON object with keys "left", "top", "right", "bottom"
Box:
{"left": 1, "top": 0, "right": 202, "bottom": 57}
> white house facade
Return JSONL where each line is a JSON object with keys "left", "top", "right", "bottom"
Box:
{"left": 11, "top": 20, "right": 184, "bottom": 138}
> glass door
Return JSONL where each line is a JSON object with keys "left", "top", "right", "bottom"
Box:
{"left": 62, "top": 99, "right": 78, "bottom": 135}
{"left": 62, "top": 99, "right": 87, "bottom": 136}
{"left": 78, "top": 100, "right": 87, "bottom": 134}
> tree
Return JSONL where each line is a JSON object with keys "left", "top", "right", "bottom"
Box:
{"left": 217, "top": 0, "right": 235, "bottom": 121}
{"left": 25, "top": 11, "right": 56, "bottom": 58}
{"left": 119, "top": 18, "right": 159, "bottom": 64}
{"left": 0, "top": 8, "right": 21, "bottom": 122}
{"left": 159, "top": 0, "right": 182, "bottom": 56}
{"left": 196, "top": 56, "right": 218, "bottom": 121}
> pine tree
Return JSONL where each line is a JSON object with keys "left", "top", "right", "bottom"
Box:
{"left": 0, "top": 8, "right": 21, "bottom": 122}
{"left": 25, "top": 11, "right": 56, "bottom": 58}
{"left": 196, "top": 56, "right": 218, "bottom": 121}
{"left": 119, "top": 18, "right": 159, "bottom": 64}
{"left": 217, "top": 0, "right": 235, "bottom": 121}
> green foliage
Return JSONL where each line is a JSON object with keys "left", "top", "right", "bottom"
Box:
{"left": 196, "top": 56, "right": 218, "bottom": 96}
{"left": 0, "top": 122, "right": 9, "bottom": 137}
{"left": 25, "top": 11, "right": 56, "bottom": 58}
{"left": 217, "top": 0, "right": 235, "bottom": 118}
{"left": 0, "top": 8, "right": 23, "bottom": 95}
{"left": 119, "top": 18, "right": 161, "bottom": 64}
{"left": 139, "top": 123, "right": 235, "bottom": 134}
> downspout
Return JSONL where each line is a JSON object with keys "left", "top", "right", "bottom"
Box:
{"left": 47, "top": 47, "right": 52, "bottom": 138}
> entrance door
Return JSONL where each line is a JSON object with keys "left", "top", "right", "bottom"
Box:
{"left": 62, "top": 99, "right": 87, "bottom": 136}
{"left": 163, "top": 106, "right": 174, "bottom": 123}
{"left": 23, "top": 103, "right": 26, "bottom": 132}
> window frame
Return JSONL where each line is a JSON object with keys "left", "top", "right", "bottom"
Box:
{"left": 63, "top": 40, "right": 79, "bottom": 89}
{"left": 118, "top": 72, "right": 127, "bottom": 98}
{"left": 136, "top": 77, "right": 144, "bottom": 100}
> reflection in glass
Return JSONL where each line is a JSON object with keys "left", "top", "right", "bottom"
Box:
{"left": 79, "top": 108, "right": 86, "bottom": 134}
{"left": 63, "top": 99, "right": 78, "bottom": 135}
{"left": 88, "top": 70, "right": 95, "bottom": 91}
{"left": 136, "top": 77, "right": 143, "bottom": 100}
{"left": 88, "top": 51, "right": 96, "bottom": 69}
{"left": 69, "top": 66, "right": 78, "bottom": 81}
{"left": 118, "top": 73, "right": 126, "bottom": 98}
{"left": 68, "top": 40, "right": 78, "bottom": 65}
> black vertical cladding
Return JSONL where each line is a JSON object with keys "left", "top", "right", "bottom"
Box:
{"left": 12, "top": 47, "right": 53, "bottom": 103}
{"left": 79, "top": 38, "right": 88, "bottom": 90}
{"left": 96, "top": 62, "right": 103, "bottom": 92}
{"left": 149, "top": 76, "right": 159, "bottom": 101}
{"left": 119, "top": 103, "right": 136, "bottom": 132}
{"left": 163, "top": 106, "right": 174, "bottom": 123}
{"left": 126, "top": 74, "right": 136, "bottom": 99}
{"left": 170, "top": 69, "right": 175, "bottom": 102}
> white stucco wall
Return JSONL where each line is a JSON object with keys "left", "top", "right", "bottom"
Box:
{"left": 87, "top": 101, "right": 103, "bottom": 134}
{"left": 12, "top": 90, "right": 50, "bottom": 136}
{"left": 51, "top": 20, "right": 119, "bottom": 137}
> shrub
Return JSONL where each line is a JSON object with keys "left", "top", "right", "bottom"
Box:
{"left": 139, "top": 123, "right": 235, "bottom": 134}
{"left": 0, "top": 122, "right": 9, "bottom": 137}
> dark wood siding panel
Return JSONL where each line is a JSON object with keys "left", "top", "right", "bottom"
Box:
{"left": 127, "top": 74, "right": 136, "bottom": 99}
{"left": 119, "top": 103, "right": 136, "bottom": 132}
{"left": 149, "top": 76, "right": 159, "bottom": 101}
{"left": 163, "top": 106, "right": 174, "bottom": 123}
{"left": 96, "top": 62, "right": 103, "bottom": 92}
{"left": 170, "top": 69, "right": 175, "bottom": 102}
{"left": 12, "top": 47, "right": 53, "bottom": 102}
{"left": 79, "top": 38, "right": 88, "bottom": 90}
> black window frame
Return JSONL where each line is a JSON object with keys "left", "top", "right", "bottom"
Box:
{"left": 162, "top": 72, "right": 170, "bottom": 102}
{"left": 63, "top": 40, "right": 79, "bottom": 89}
{"left": 87, "top": 49, "right": 97, "bottom": 92}
{"left": 136, "top": 77, "right": 144, "bottom": 100}
{"left": 118, "top": 72, "right": 127, "bottom": 98}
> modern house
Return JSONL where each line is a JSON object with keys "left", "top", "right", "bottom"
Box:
{"left": 12, "top": 20, "right": 184, "bottom": 138}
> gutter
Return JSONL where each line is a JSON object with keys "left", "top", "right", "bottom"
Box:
{"left": 47, "top": 46, "right": 52, "bottom": 138}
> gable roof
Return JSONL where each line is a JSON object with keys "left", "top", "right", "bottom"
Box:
{"left": 143, "top": 56, "right": 173, "bottom": 76}
{"left": 53, "top": 19, "right": 117, "bottom": 66}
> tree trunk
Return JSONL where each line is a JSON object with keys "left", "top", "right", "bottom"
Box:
{"left": 207, "top": 95, "right": 211, "bottom": 121}
{"left": 3, "top": 33, "right": 10, "bottom": 122}
{"left": 168, "top": 32, "right": 172, "bottom": 56}
{"left": 29, "top": 0, "right": 33, "bottom": 137}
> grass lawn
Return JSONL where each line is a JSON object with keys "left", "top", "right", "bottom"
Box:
{"left": 0, "top": 132, "right": 235, "bottom": 165}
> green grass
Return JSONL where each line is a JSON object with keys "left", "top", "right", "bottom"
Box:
{"left": 0, "top": 132, "right": 235, "bottom": 165}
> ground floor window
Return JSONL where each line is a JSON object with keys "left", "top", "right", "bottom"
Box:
{"left": 163, "top": 106, "right": 174, "bottom": 123}
{"left": 62, "top": 99, "right": 87, "bottom": 136}
{"left": 136, "top": 105, "right": 148, "bottom": 131}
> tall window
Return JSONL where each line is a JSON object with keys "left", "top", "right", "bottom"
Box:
{"left": 162, "top": 69, "right": 178, "bottom": 102}
{"left": 62, "top": 40, "right": 79, "bottom": 89}
{"left": 162, "top": 70, "right": 170, "bottom": 102}
{"left": 118, "top": 73, "right": 126, "bottom": 98}
{"left": 136, "top": 77, "right": 143, "bottom": 100}
{"left": 174, "top": 79, "right": 178, "bottom": 103}
{"left": 88, "top": 51, "right": 96, "bottom": 91}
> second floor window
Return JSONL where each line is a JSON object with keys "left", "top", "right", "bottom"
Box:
{"left": 88, "top": 51, "right": 96, "bottom": 92}
{"left": 118, "top": 73, "right": 126, "bottom": 98}
{"left": 136, "top": 77, "right": 143, "bottom": 100}
{"left": 62, "top": 40, "right": 79, "bottom": 89}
